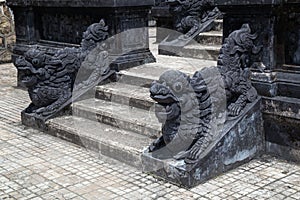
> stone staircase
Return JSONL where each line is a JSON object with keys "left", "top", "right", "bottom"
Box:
{"left": 43, "top": 22, "right": 221, "bottom": 169}
{"left": 45, "top": 52, "right": 216, "bottom": 169}
{"left": 159, "top": 18, "right": 223, "bottom": 60}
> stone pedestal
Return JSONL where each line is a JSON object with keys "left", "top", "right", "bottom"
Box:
{"left": 7, "top": 0, "right": 155, "bottom": 74}
{"left": 214, "top": 0, "right": 300, "bottom": 162}
{"left": 142, "top": 98, "right": 264, "bottom": 188}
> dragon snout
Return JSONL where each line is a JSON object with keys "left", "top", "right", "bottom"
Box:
{"left": 150, "top": 81, "right": 170, "bottom": 95}
{"left": 15, "top": 56, "right": 34, "bottom": 71}
{"left": 150, "top": 82, "right": 161, "bottom": 96}
{"left": 14, "top": 56, "right": 26, "bottom": 68}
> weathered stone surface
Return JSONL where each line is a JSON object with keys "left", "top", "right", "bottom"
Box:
{"left": 119, "top": 55, "right": 216, "bottom": 87}
{"left": 159, "top": 43, "right": 220, "bottom": 60}
{"left": 72, "top": 98, "right": 161, "bottom": 138}
{"left": 47, "top": 115, "right": 153, "bottom": 169}
{"left": 215, "top": 0, "right": 300, "bottom": 162}
{"left": 95, "top": 82, "right": 155, "bottom": 110}
{"left": 262, "top": 96, "right": 300, "bottom": 162}
{"left": 156, "top": 0, "right": 222, "bottom": 59}
{"left": 15, "top": 20, "right": 116, "bottom": 121}
{"left": 0, "top": 2, "right": 15, "bottom": 63}
{"left": 142, "top": 98, "right": 264, "bottom": 188}
{"left": 7, "top": 0, "right": 156, "bottom": 7}
{"left": 7, "top": 0, "right": 155, "bottom": 73}
{"left": 0, "top": 69, "right": 299, "bottom": 199}
{"left": 142, "top": 24, "right": 263, "bottom": 187}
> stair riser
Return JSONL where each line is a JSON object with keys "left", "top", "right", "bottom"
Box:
{"left": 197, "top": 35, "right": 223, "bottom": 46}
{"left": 47, "top": 123, "right": 143, "bottom": 169}
{"left": 95, "top": 89, "right": 154, "bottom": 111}
{"left": 212, "top": 21, "right": 223, "bottom": 32}
{"left": 159, "top": 48, "right": 219, "bottom": 61}
{"left": 183, "top": 49, "right": 219, "bottom": 60}
{"left": 73, "top": 106, "right": 161, "bottom": 138}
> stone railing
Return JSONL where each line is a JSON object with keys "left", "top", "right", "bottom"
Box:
{"left": 214, "top": 0, "right": 300, "bottom": 162}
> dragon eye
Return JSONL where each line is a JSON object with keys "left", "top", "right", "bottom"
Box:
{"left": 32, "top": 59, "right": 40, "bottom": 66}
{"left": 173, "top": 82, "right": 183, "bottom": 93}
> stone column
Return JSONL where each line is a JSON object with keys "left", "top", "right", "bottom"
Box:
{"left": 214, "top": 0, "right": 300, "bottom": 162}
{"left": 151, "top": 0, "right": 173, "bottom": 43}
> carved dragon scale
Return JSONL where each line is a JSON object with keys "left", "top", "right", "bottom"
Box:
{"left": 149, "top": 24, "right": 262, "bottom": 164}
{"left": 14, "top": 19, "right": 115, "bottom": 120}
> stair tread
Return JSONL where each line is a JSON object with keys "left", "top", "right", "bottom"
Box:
{"left": 73, "top": 98, "right": 161, "bottom": 131}
{"left": 214, "top": 19, "right": 223, "bottom": 23}
{"left": 184, "top": 44, "right": 221, "bottom": 51}
{"left": 48, "top": 115, "right": 153, "bottom": 154}
{"left": 121, "top": 56, "right": 217, "bottom": 81}
{"left": 96, "top": 82, "right": 154, "bottom": 104}
{"left": 200, "top": 31, "right": 223, "bottom": 37}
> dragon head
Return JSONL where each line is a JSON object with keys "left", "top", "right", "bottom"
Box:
{"left": 149, "top": 69, "right": 216, "bottom": 161}
{"left": 218, "top": 24, "right": 262, "bottom": 70}
{"left": 81, "top": 19, "right": 109, "bottom": 52}
{"left": 150, "top": 70, "right": 193, "bottom": 124}
{"left": 14, "top": 48, "right": 49, "bottom": 88}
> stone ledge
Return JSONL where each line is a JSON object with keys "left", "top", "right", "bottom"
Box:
{"left": 213, "top": 0, "right": 283, "bottom": 6}
{"left": 7, "top": 0, "right": 155, "bottom": 7}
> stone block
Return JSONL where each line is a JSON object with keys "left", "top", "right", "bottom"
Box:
{"left": 142, "top": 98, "right": 264, "bottom": 188}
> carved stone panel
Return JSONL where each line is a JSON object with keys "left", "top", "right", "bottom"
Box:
{"left": 40, "top": 12, "right": 97, "bottom": 44}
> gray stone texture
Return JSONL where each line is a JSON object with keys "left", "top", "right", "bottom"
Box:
{"left": 215, "top": 0, "right": 300, "bottom": 162}
{"left": 7, "top": 0, "right": 155, "bottom": 75}
{"left": 0, "top": 2, "right": 15, "bottom": 63}
{"left": 0, "top": 62, "right": 299, "bottom": 199}
{"left": 142, "top": 98, "right": 264, "bottom": 188}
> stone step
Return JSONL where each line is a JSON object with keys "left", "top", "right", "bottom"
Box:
{"left": 182, "top": 44, "right": 220, "bottom": 60}
{"left": 159, "top": 44, "right": 221, "bottom": 61}
{"left": 47, "top": 115, "right": 153, "bottom": 168}
{"left": 95, "top": 82, "right": 155, "bottom": 110}
{"left": 197, "top": 31, "right": 223, "bottom": 46}
{"left": 118, "top": 55, "right": 217, "bottom": 87}
{"left": 72, "top": 98, "right": 161, "bottom": 138}
{"left": 212, "top": 19, "right": 223, "bottom": 32}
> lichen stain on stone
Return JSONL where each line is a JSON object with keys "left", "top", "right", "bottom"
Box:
{"left": 224, "top": 147, "right": 257, "bottom": 166}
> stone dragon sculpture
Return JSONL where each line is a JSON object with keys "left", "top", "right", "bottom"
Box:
{"left": 167, "top": 0, "right": 220, "bottom": 39}
{"left": 149, "top": 24, "right": 262, "bottom": 164}
{"left": 14, "top": 19, "right": 115, "bottom": 120}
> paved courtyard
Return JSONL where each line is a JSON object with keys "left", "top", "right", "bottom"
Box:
{"left": 0, "top": 63, "right": 299, "bottom": 199}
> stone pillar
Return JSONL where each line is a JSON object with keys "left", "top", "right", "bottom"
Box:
{"left": 151, "top": 0, "right": 173, "bottom": 43}
{"left": 0, "top": 0, "right": 15, "bottom": 63}
{"left": 214, "top": 0, "right": 300, "bottom": 162}
{"left": 7, "top": 0, "right": 156, "bottom": 70}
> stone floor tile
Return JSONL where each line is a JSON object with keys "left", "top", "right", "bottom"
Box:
{"left": 0, "top": 62, "right": 299, "bottom": 199}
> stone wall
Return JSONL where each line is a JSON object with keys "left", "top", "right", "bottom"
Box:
{"left": 0, "top": 0, "right": 15, "bottom": 63}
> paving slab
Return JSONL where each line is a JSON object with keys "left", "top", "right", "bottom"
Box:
{"left": 0, "top": 35, "right": 299, "bottom": 199}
